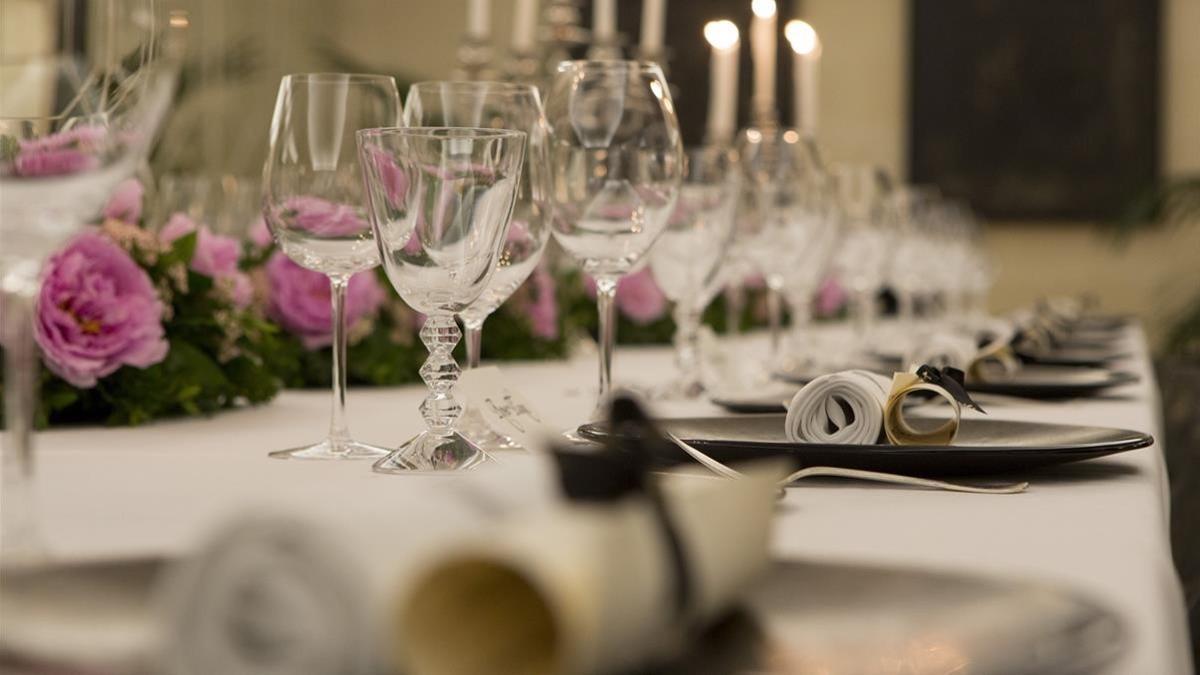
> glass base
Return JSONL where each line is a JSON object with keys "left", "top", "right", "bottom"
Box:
{"left": 372, "top": 431, "right": 487, "bottom": 474}
{"left": 269, "top": 438, "right": 391, "bottom": 460}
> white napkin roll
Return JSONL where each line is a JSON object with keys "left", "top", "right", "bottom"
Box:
{"left": 785, "top": 370, "right": 892, "bottom": 445}
{"left": 902, "top": 332, "right": 979, "bottom": 372}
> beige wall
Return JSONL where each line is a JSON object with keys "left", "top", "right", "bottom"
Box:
{"left": 804, "top": 0, "right": 1200, "bottom": 349}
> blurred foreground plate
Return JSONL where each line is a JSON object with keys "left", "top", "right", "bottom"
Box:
{"left": 656, "top": 558, "right": 1124, "bottom": 675}
{"left": 578, "top": 416, "right": 1152, "bottom": 476}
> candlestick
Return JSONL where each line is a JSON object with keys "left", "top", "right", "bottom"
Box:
{"left": 512, "top": 0, "right": 539, "bottom": 51}
{"left": 593, "top": 0, "right": 616, "bottom": 43}
{"left": 640, "top": 0, "right": 666, "bottom": 55}
{"left": 785, "top": 19, "right": 820, "bottom": 136}
{"left": 704, "top": 20, "right": 740, "bottom": 145}
{"left": 750, "top": 0, "right": 777, "bottom": 126}
{"left": 467, "top": 0, "right": 491, "bottom": 40}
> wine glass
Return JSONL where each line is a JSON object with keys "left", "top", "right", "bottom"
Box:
{"left": 542, "top": 60, "right": 683, "bottom": 414}
{"left": 779, "top": 170, "right": 841, "bottom": 372}
{"left": 357, "top": 127, "right": 526, "bottom": 473}
{"left": 647, "top": 145, "right": 739, "bottom": 398}
{"left": 0, "top": 0, "right": 184, "bottom": 562}
{"left": 830, "top": 163, "right": 893, "bottom": 358}
{"left": 261, "top": 73, "right": 401, "bottom": 460}
{"left": 402, "top": 82, "right": 551, "bottom": 368}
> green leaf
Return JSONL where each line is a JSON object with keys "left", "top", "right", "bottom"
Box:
{"left": 0, "top": 135, "right": 20, "bottom": 162}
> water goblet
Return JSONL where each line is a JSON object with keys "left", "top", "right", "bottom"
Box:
{"left": 261, "top": 73, "right": 401, "bottom": 460}
{"left": 543, "top": 60, "right": 683, "bottom": 414}
{"left": 647, "top": 145, "right": 739, "bottom": 398}
{"left": 357, "top": 127, "right": 527, "bottom": 473}
{"left": 0, "top": 0, "right": 184, "bottom": 562}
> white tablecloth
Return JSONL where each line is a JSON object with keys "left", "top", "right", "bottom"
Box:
{"left": 20, "top": 324, "right": 1194, "bottom": 673}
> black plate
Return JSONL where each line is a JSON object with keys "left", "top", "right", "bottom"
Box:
{"left": 774, "top": 363, "right": 1138, "bottom": 400}
{"left": 578, "top": 415, "right": 1153, "bottom": 476}
{"left": 1017, "top": 346, "right": 1129, "bottom": 368}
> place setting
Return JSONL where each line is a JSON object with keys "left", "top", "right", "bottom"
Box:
{"left": 1, "top": 0, "right": 1194, "bottom": 674}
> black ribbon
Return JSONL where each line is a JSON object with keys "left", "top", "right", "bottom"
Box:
{"left": 915, "top": 365, "right": 987, "bottom": 414}
{"left": 551, "top": 394, "right": 693, "bottom": 619}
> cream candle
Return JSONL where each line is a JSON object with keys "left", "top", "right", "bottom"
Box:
{"left": 750, "top": 0, "right": 777, "bottom": 121}
{"left": 512, "top": 0, "right": 538, "bottom": 51}
{"left": 593, "top": 0, "right": 616, "bottom": 43}
{"left": 785, "top": 19, "right": 820, "bottom": 135}
{"left": 640, "top": 0, "right": 666, "bottom": 55}
{"left": 467, "top": 0, "right": 491, "bottom": 40}
{"left": 704, "top": 20, "right": 740, "bottom": 144}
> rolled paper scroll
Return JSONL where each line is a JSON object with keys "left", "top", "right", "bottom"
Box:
{"left": 785, "top": 370, "right": 891, "bottom": 444}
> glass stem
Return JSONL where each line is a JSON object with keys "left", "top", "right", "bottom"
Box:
{"left": 328, "top": 274, "right": 351, "bottom": 447}
{"left": 854, "top": 288, "right": 875, "bottom": 347}
{"left": 766, "top": 282, "right": 783, "bottom": 361}
{"left": 898, "top": 289, "right": 915, "bottom": 330}
{"left": 788, "top": 289, "right": 813, "bottom": 357}
{"left": 595, "top": 276, "right": 618, "bottom": 411}
{"left": 463, "top": 319, "right": 484, "bottom": 370}
{"left": 724, "top": 282, "right": 744, "bottom": 335}
{"left": 1, "top": 275, "right": 41, "bottom": 563}
{"left": 419, "top": 312, "right": 464, "bottom": 436}
{"left": 673, "top": 300, "right": 702, "bottom": 394}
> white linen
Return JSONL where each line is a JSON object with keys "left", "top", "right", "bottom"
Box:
{"left": 11, "top": 321, "right": 1192, "bottom": 674}
{"left": 784, "top": 370, "right": 891, "bottom": 444}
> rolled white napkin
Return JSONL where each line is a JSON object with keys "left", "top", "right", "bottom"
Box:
{"left": 785, "top": 370, "right": 892, "bottom": 444}
{"left": 903, "top": 332, "right": 979, "bottom": 372}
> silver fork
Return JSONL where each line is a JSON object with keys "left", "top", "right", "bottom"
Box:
{"left": 663, "top": 432, "right": 1028, "bottom": 495}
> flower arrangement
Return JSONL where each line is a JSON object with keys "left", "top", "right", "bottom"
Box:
{"left": 0, "top": 178, "right": 827, "bottom": 428}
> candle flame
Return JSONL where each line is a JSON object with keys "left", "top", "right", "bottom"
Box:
{"left": 751, "top": 0, "right": 776, "bottom": 19}
{"left": 785, "top": 20, "right": 819, "bottom": 55}
{"left": 704, "top": 20, "right": 740, "bottom": 50}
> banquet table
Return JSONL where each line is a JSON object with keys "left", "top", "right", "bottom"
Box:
{"left": 19, "top": 323, "right": 1194, "bottom": 674}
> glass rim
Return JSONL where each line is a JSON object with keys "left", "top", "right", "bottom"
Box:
{"left": 408, "top": 80, "right": 540, "bottom": 98}
{"left": 281, "top": 72, "right": 397, "bottom": 86}
{"left": 356, "top": 126, "right": 527, "bottom": 141}
{"left": 554, "top": 59, "right": 665, "bottom": 74}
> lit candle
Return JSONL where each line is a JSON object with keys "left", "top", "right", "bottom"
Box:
{"left": 785, "top": 19, "right": 820, "bottom": 135}
{"left": 750, "top": 0, "right": 777, "bottom": 121}
{"left": 467, "top": 0, "right": 491, "bottom": 40}
{"left": 704, "top": 20, "right": 740, "bottom": 144}
{"left": 593, "top": 0, "right": 616, "bottom": 43}
{"left": 512, "top": 0, "right": 538, "bottom": 51}
{"left": 640, "top": 0, "right": 667, "bottom": 55}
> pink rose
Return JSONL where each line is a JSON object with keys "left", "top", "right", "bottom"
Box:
{"left": 34, "top": 231, "right": 168, "bottom": 387}
{"left": 160, "top": 213, "right": 253, "bottom": 308}
{"left": 13, "top": 125, "right": 105, "bottom": 177}
{"left": 585, "top": 268, "right": 669, "bottom": 325}
{"left": 102, "top": 178, "right": 144, "bottom": 224}
{"left": 264, "top": 252, "right": 386, "bottom": 349}
{"left": 248, "top": 216, "right": 274, "bottom": 249}
{"left": 520, "top": 263, "right": 559, "bottom": 340}
{"left": 815, "top": 274, "right": 848, "bottom": 317}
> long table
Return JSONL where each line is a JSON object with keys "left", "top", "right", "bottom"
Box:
{"left": 22, "top": 324, "right": 1193, "bottom": 673}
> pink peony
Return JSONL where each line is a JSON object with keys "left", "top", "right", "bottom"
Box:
{"left": 102, "top": 178, "right": 144, "bottom": 224}
{"left": 248, "top": 215, "right": 274, "bottom": 249}
{"left": 814, "top": 274, "right": 848, "bottom": 317}
{"left": 13, "top": 125, "right": 105, "bottom": 177}
{"left": 264, "top": 252, "right": 386, "bottom": 349}
{"left": 160, "top": 213, "right": 253, "bottom": 308}
{"left": 585, "top": 268, "right": 669, "bottom": 325}
{"left": 34, "top": 231, "right": 168, "bottom": 387}
{"left": 281, "top": 196, "right": 369, "bottom": 237}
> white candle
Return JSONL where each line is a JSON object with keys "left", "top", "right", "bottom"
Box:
{"left": 750, "top": 0, "right": 777, "bottom": 119}
{"left": 785, "top": 20, "right": 820, "bottom": 135}
{"left": 704, "top": 20, "right": 740, "bottom": 144}
{"left": 593, "top": 0, "right": 616, "bottom": 43}
{"left": 512, "top": 0, "right": 538, "bottom": 51}
{"left": 639, "top": 0, "right": 666, "bottom": 54}
{"left": 467, "top": 0, "right": 491, "bottom": 40}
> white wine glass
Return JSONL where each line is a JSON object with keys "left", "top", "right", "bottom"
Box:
{"left": 261, "top": 73, "right": 401, "bottom": 460}
{"left": 543, "top": 60, "right": 683, "bottom": 415}
{"left": 357, "top": 127, "right": 526, "bottom": 473}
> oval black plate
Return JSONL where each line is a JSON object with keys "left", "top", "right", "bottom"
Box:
{"left": 577, "top": 415, "right": 1153, "bottom": 476}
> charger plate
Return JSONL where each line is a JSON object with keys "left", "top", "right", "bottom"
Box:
{"left": 578, "top": 415, "right": 1152, "bottom": 476}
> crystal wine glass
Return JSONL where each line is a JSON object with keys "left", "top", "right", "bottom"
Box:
{"left": 0, "top": 0, "right": 184, "bottom": 562}
{"left": 779, "top": 170, "right": 842, "bottom": 372}
{"left": 647, "top": 145, "right": 739, "bottom": 398}
{"left": 402, "top": 81, "right": 551, "bottom": 368}
{"left": 357, "top": 127, "right": 526, "bottom": 473}
{"left": 261, "top": 73, "right": 401, "bottom": 460}
{"left": 830, "top": 163, "right": 893, "bottom": 358}
{"left": 543, "top": 60, "right": 683, "bottom": 414}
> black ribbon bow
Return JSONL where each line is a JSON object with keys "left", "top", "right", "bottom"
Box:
{"left": 915, "top": 365, "right": 987, "bottom": 414}
{"left": 550, "top": 394, "right": 693, "bottom": 619}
